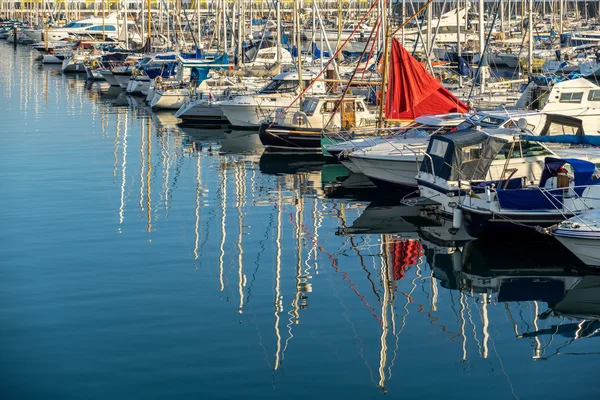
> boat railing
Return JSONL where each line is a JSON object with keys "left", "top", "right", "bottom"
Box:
{"left": 524, "top": 185, "right": 600, "bottom": 226}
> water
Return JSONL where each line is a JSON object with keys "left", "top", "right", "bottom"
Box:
{"left": 1, "top": 42, "right": 599, "bottom": 400}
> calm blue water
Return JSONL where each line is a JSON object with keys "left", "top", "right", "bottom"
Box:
{"left": 1, "top": 42, "right": 599, "bottom": 400}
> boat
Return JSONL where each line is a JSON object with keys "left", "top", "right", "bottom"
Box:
{"left": 258, "top": 96, "right": 377, "bottom": 152}
{"left": 553, "top": 210, "right": 600, "bottom": 267}
{"left": 219, "top": 71, "right": 328, "bottom": 129}
{"left": 460, "top": 156, "right": 600, "bottom": 237}
{"left": 341, "top": 38, "right": 468, "bottom": 186}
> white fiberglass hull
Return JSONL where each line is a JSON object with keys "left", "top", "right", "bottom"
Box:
{"left": 100, "top": 70, "right": 120, "bottom": 86}
{"left": 554, "top": 235, "right": 600, "bottom": 267}
{"left": 23, "top": 29, "right": 42, "bottom": 42}
{"left": 349, "top": 154, "right": 423, "bottom": 188}
{"left": 175, "top": 101, "right": 228, "bottom": 124}
{"left": 113, "top": 74, "right": 132, "bottom": 89}
{"left": 219, "top": 103, "right": 278, "bottom": 128}
{"left": 42, "top": 54, "right": 64, "bottom": 64}
{"left": 126, "top": 79, "right": 150, "bottom": 95}
{"left": 151, "top": 89, "right": 188, "bottom": 110}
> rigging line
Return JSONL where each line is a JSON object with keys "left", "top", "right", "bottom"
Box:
{"left": 490, "top": 335, "right": 522, "bottom": 400}
{"left": 269, "top": 0, "right": 382, "bottom": 123}
{"left": 289, "top": 212, "right": 383, "bottom": 324}
{"left": 353, "top": 236, "right": 383, "bottom": 303}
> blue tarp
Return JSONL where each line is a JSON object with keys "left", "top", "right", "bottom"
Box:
{"left": 540, "top": 157, "right": 596, "bottom": 188}
{"left": 520, "top": 134, "right": 600, "bottom": 147}
{"left": 497, "top": 157, "right": 599, "bottom": 210}
{"left": 497, "top": 187, "right": 564, "bottom": 210}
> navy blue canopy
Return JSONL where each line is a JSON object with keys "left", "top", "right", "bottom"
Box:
{"left": 521, "top": 134, "right": 600, "bottom": 146}
{"left": 539, "top": 157, "right": 597, "bottom": 188}
{"left": 497, "top": 157, "right": 598, "bottom": 210}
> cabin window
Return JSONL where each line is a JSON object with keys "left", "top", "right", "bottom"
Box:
{"left": 87, "top": 25, "right": 116, "bottom": 32}
{"left": 259, "top": 79, "right": 299, "bottom": 94}
{"left": 462, "top": 145, "right": 483, "bottom": 161}
{"left": 356, "top": 102, "right": 366, "bottom": 112}
{"left": 479, "top": 116, "right": 505, "bottom": 126}
{"left": 429, "top": 139, "right": 449, "bottom": 158}
{"left": 520, "top": 142, "right": 553, "bottom": 157}
{"left": 559, "top": 92, "right": 583, "bottom": 103}
{"left": 302, "top": 99, "right": 319, "bottom": 115}
{"left": 320, "top": 101, "right": 338, "bottom": 114}
{"left": 545, "top": 122, "right": 580, "bottom": 135}
{"left": 495, "top": 142, "right": 521, "bottom": 160}
{"left": 588, "top": 90, "right": 600, "bottom": 101}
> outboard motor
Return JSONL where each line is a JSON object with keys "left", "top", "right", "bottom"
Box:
{"left": 555, "top": 49, "right": 562, "bottom": 61}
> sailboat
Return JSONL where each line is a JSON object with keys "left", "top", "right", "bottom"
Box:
{"left": 346, "top": 38, "right": 468, "bottom": 188}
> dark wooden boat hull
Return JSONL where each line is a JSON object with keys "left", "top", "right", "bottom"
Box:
{"left": 259, "top": 123, "right": 322, "bottom": 152}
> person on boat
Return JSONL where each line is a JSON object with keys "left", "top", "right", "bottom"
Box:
{"left": 467, "top": 101, "right": 476, "bottom": 113}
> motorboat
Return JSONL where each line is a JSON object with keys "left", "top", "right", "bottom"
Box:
{"left": 553, "top": 210, "right": 600, "bottom": 267}
{"left": 219, "top": 71, "right": 328, "bottom": 129}
{"left": 460, "top": 157, "right": 600, "bottom": 237}
{"left": 415, "top": 127, "right": 600, "bottom": 218}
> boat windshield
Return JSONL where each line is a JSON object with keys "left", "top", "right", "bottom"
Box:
{"left": 64, "top": 22, "right": 93, "bottom": 29}
{"left": 259, "top": 79, "right": 311, "bottom": 94}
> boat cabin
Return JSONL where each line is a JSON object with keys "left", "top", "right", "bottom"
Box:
{"left": 258, "top": 72, "right": 326, "bottom": 95}
{"left": 455, "top": 110, "right": 586, "bottom": 136}
{"left": 294, "top": 96, "right": 377, "bottom": 129}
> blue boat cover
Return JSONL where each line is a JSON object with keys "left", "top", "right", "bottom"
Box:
{"left": 497, "top": 157, "right": 598, "bottom": 210}
{"left": 520, "top": 134, "right": 600, "bottom": 146}
{"left": 539, "top": 157, "right": 597, "bottom": 187}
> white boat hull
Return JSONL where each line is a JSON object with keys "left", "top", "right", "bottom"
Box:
{"left": 151, "top": 89, "right": 188, "bottom": 110}
{"left": 555, "top": 235, "right": 600, "bottom": 267}
{"left": 42, "top": 54, "right": 64, "bottom": 64}
{"left": 126, "top": 78, "right": 150, "bottom": 95}
{"left": 175, "top": 100, "right": 228, "bottom": 124}
{"left": 99, "top": 70, "right": 120, "bottom": 86}
{"left": 349, "top": 155, "right": 422, "bottom": 187}
{"left": 113, "top": 74, "right": 132, "bottom": 89}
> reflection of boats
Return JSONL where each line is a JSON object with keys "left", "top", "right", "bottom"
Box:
{"left": 340, "top": 202, "right": 472, "bottom": 246}
{"left": 430, "top": 237, "right": 600, "bottom": 359}
{"left": 220, "top": 130, "right": 264, "bottom": 156}
{"left": 178, "top": 126, "right": 227, "bottom": 143}
{"left": 259, "top": 152, "right": 328, "bottom": 175}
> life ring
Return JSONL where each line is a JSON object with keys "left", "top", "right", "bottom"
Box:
{"left": 292, "top": 111, "right": 308, "bottom": 126}
{"left": 505, "top": 47, "right": 512, "bottom": 54}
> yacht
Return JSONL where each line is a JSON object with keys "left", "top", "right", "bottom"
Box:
{"left": 43, "top": 13, "right": 136, "bottom": 43}
{"left": 460, "top": 156, "right": 600, "bottom": 237}
{"left": 553, "top": 210, "right": 600, "bottom": 267}
{"left": 219, "top": 71, "right": 328, "bottom": 129}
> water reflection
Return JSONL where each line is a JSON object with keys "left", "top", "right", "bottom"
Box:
{"left": 3, "top": 42, "right": 600, "bottom": 398}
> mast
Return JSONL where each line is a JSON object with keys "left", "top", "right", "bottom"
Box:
{"left": 222, "top": 0, "right": 228, "bottom": 55}
{"left": 102, "top": 0, "right": 105, "bottom": 40}
{"left": 295, "top": 0, "right": 303, "bottom": 96}
{"left": 479, "top": 0, "right": 486, "bottom": 94}
{"left": 457, "top": 0, "right": 462, "bottom": 88}
{"left": 147, "top": 0, "right": 151, "bottom": 50}
{"left": 236, "top": 0, "right": 242, "bottom": 67}
{"left": 276, "top": 0, "right": 281, "bottom": 64}
{"left": 197, "top": 0, "right": 201, "bottom": 49}
{"left": 426, "top": 0, "right": 432, "bottom": 57}
{"left": 559, "top": 0, "right": 563, "bottom": 35}
{"left": 528, "top": 0, "right": 533, "bottom": 75}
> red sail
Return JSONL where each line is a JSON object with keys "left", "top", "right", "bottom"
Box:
{"left": 385, "top": 38, "right": 467, "bottom": 120}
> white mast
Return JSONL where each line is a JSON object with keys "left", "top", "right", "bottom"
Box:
{"left": 276, "top": 0, "right": 281, "bottom": 64}
{"left": 479, "top": 0, "right": 486, "bottom": 93}
{"left": 236, "top": 0, "right": 242, "bottom": 66}
{"left": 528, "top": 0, "right": 533, "bottom": 75}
